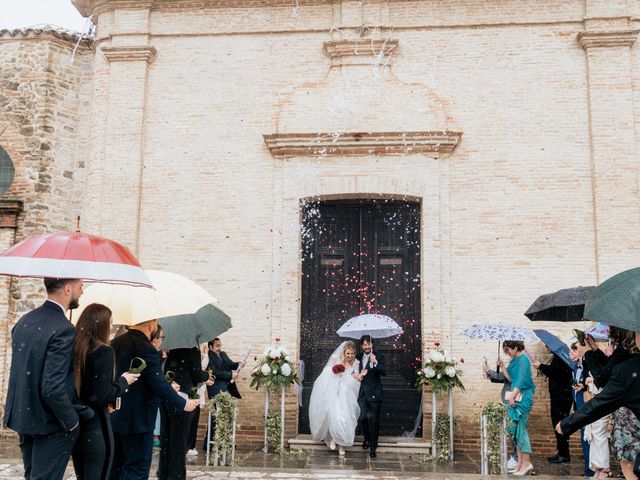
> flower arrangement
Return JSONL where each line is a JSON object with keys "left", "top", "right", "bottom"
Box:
{"left": 482, "top": 401, "right": 508, "bottom": 474}
{"left": 415, "top": 343, "right": 465, "bottom": 394}
{"left": 332, "top": 364, "right": 345, "bottom": 374}
{"left": 250, "top": 338, "right": 300, "bottom": 392}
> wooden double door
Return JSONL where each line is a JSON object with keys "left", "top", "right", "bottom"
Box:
{"left": 299, "top": 200, "right": 422, "bottom": 437}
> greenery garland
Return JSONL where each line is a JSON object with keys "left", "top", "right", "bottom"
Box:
{"left": 263, "top": 410, "right": 306, "bottom": 456}
{"left": 420, "top": 414, "right": 454, "bottom": 463}
{"left": 206, "top": 392, "right": 237, "bottom": 465}
{"left": 482, "top": 401, "right": 508, "bottom": 474}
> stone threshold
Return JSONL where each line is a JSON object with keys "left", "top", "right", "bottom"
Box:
{"left": 288, "top": 435, "right": 432, "bottom": 453}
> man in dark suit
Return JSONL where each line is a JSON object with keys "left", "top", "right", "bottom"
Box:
{"left": 356, "top": 335, "right": 385, "bottom": 458}
{"left": 557, "top": 346, "right": 640, "bottom": 478}
{"left": 110, "top": 319, "right": 199, "bottom": 480}
{"left": 3, "top": 277, "right": 91, "bottom": 480}
{"left": 533, "top": 351, "right": 574, "bottom": 463}
{"left": 203, "top": 338, "right": 244, "bottom": 450}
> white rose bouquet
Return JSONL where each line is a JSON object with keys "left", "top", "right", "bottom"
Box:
{"left": 250, "top": 337, "right": 300, "bottom": 392}
{"left": 415, "top": 343, "right": 465, "bottom": 393}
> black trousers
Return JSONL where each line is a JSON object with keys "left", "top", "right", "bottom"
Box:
{"left": 358, "top": 398, "right": 382, "bottom": 451}
{"left": 157, "top": 403, "right": 193, "bottom": 480}
{"left": 110, "top": 430, "right": 154, "bottom": 480}
{"left": 72, "top": 411, "right": 113, "bottom": 480}
{"left": 187, "top": 405, "right": 200, "bottom": 450}
{"left": 19, "top": 427, "right": 79, "bottom": 480}
{"left": 550, "top": 396, "right": 573, "bottom": 458}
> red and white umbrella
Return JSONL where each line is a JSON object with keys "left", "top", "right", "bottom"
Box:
{"left": 0, "top": 231, "right": 152, "bottom": 287}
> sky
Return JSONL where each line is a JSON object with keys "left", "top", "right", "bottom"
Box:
{"left": 0, "top": 0, "right": 89, "bottom": 33}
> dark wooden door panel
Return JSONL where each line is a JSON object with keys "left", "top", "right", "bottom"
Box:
{"left": 299, "top": 200, "right": 422, "bottom": 437}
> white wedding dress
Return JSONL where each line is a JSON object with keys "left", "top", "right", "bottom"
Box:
{"left": 309, "top": 342, "right": 361, "bottom": 447}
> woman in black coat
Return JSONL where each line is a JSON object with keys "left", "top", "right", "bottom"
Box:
{"left": 71, "top": 304, "right": 139, "bottom": 480}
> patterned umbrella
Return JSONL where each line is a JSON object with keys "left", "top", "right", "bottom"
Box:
{"left": 460, "top": 324, "right": 539, "bottom": 342}
{"left": 584, "top": 267, "right": 640, "bottom": 331}
{"left": 584, "top": 323, "right": 609, "bottom": 341}
{"left": 0, "top": 230, "right": 151, "bottom": 287}
{"left": 337, "top": 313, "right": 403, "bottom": 339}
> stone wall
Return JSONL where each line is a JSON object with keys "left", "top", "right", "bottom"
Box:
{"left": 0, "top": 30, "right": 92, "bottom": 426}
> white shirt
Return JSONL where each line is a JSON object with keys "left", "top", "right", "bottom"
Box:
{"left": 46, "top": 298, "right": 66, "bottom": 314}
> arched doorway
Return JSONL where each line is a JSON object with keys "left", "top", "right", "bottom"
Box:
{"left": 299, "top": 199, "right": 422, "bottom": 437}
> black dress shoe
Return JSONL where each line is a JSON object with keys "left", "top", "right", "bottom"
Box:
{"left": 548, "top": 455, "right": 570, "bottom": 464}
{"left": 370, "top": 450, "right": 377, "bottom": 458}
{"left": 362, "top": 440, "right": 369, "bottom": 450}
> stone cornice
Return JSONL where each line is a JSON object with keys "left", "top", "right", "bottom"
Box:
{"left": 0, "top": 200, "right": 23, "bottom": 229}
{"left": 263, "top": 131, "right": 462, "bottom": 158}
{"left": 101, "top": 45, "right": 157, "bottom": 63}
{"left": 323, "top": 39, "right": 399, "bottom": 59}
{"left": 577, "top": 30, "right": 639, "bottom": 49}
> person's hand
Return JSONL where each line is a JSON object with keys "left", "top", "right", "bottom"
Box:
{"left": 497, "top": 358, "right": 505, "bottom": 370}
{"left": 482, "top": 362, "right": 489, "bottom": 374}
{"left": 509, "top": 397, "right": 515, "bottom": 408}
{"left": 171, "top": 381, "right": 180, "bottom": 392}
{"left": 121, "top": 372, "right": 140, "bottom": 385}
{"left": 604, "top": 343, "right": 614, "bottom": 356}
{"left": 239, "top": 360, "right": 246, "bottom": 368}
{"left": 555, "top": 422, "right": 563, "bottom": 434}
{"left": 585, "top": 376, "right": 594, "bottom": 386}
{"left": 573, "top": 383, "right": 584, "bottom": 392}
{"left": 352, "top": 373, "right": 361, "bottom": 381}
{"left": 369, "top": 353, "right": 377, "bottom": 365}
{"left": 533, "top": 361, "right": 541, "bottom": 369}
{"left": 184, "top": 399, "right": 199, "bottom": 412}
{"left": 206, "top": 378, "right": 215, "bottom": 386}
{"left": 231, "top": 371, "right": 239, "bottom": 380}
{"left": 360, "top": 369, "right": 368, "bottom": 377}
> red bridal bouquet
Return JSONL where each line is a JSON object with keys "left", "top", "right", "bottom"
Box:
{"left": 332, "top": 364, "right": 345, "bottom": 374}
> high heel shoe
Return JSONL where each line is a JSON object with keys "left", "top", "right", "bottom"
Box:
{"left": 329, "top": 439, "right": 336, "bottom": 451}
{"left": 513, "top": 464, "right": 534, "bottom": 476}
{"left": 338, "top": 447, "right": 345, "bottom": 455}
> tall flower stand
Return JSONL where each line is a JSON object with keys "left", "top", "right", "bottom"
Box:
{"left": 205, "top": 393, "right": 237, "bottom": 467}
{"left": 262, "top": 389, "right": 270, "bottom": 453}
{"left": 262, "top": 385, "right": 287, "bottom": 453}
{"left": 480, "top": 414, "right": 508, "bottom": 475}
{"left": 430, "top": 388, "right": 454, "bottom": 460}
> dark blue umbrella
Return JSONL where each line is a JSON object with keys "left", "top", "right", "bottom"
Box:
{"left": 533, "top": 329, "right": 576, "bottom": 370}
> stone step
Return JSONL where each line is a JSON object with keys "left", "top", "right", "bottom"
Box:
{"left": 288, "top": 434, "right": 432, "bottom": 453}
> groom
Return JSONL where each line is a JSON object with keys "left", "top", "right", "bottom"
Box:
{"left": 357, "top": 335, "right": 386, "bottom": 457}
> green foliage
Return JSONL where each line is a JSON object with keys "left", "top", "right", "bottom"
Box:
{"left": 206, "top": 392, "right": 237, "bottom": 465}
{"left": 420, "top": 414, "right": 455, "bottom": 463}
{"left": 482, "top": 401, "right": 508, "bottom": 474}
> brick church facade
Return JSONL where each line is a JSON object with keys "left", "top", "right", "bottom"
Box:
{"left": 0, "top": 0, "right": 639, "bottom": 454}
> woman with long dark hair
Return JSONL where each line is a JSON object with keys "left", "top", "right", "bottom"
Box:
{"left": 71, "top": 303, "right": 139, "bottom": 480}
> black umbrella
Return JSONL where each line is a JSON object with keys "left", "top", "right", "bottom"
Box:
{"left": 525, "top": 286, "right": 595, "bottom": 322}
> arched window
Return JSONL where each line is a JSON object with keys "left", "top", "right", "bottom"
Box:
{"left": 0, "top": 146, "right": 15, "bottom": 195}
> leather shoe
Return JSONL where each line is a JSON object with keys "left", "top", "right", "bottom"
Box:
{"left": 362, "top": 440, "right": 369, "bottom": 450}
{"left": 548, "top": 455, "right": 570, "bottom": 464}
{"left": 370, "top": 450, "right": 377, "bottom": 458}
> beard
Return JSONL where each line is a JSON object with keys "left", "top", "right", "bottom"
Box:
{"left": 68, "top": 296, "right": 80, "bottom": 310}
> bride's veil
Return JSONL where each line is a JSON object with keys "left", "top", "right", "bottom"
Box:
{"left": 308, "top": 341, "right": 350, "bottom": 438}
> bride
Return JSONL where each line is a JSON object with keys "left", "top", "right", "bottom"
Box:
{"left": 309, "top": 340, "right": 365, "bottom": 455}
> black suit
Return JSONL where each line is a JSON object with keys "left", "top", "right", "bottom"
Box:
{"left": 560, "top": 355, "right": 640, "bottom": 477}
{"left": 110, "top": 329, "right": 186, "bottom": 480}
{"left": 203, "top": 350, "right": 241, "bottom": 448}
{"left": 356, "top": 349, "right": 385, "bottom": 453}
{"left": 3, "top": 300, "right": 93, "bottom": 480}
{"left": 538, "top": 354, "right": 574, "bottom": 458}
{"left": 158, "top": 348, "right": 208, "bottom": 480}
{"left": 72, "top": 344, "right": 129, "bottom": 480}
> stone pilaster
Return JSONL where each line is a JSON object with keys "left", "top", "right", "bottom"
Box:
{"left": 86, "top": 7, "right": 155, "bottom": 256}
{"left": 578, "top": 21, "right": 639, "bottom": 281}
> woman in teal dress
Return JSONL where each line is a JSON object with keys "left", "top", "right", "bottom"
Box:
{"left": 500, "top": 340, "right": 535, "bottom": 476}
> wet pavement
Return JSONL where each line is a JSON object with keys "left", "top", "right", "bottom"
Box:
{"left": 0, "top": 438, "right": 612, "bottom": 479}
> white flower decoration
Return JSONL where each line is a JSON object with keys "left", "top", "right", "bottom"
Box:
{"left": 281, "top": 363, "right": 292, "bottom": 376}
{"left": 423, "top": 366, "right": 436, "bottom": 378}
{"left": 260, "top": 364, "right": 271, "bottom": 376}
{"left": 429, "top": 350, "right": 445, "bottom": 362}
{"left": 445, "top": 366, "right": 457, "bottom": 378}
{"left": 269, "top": 347, "right": 281, "bottom": 359}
